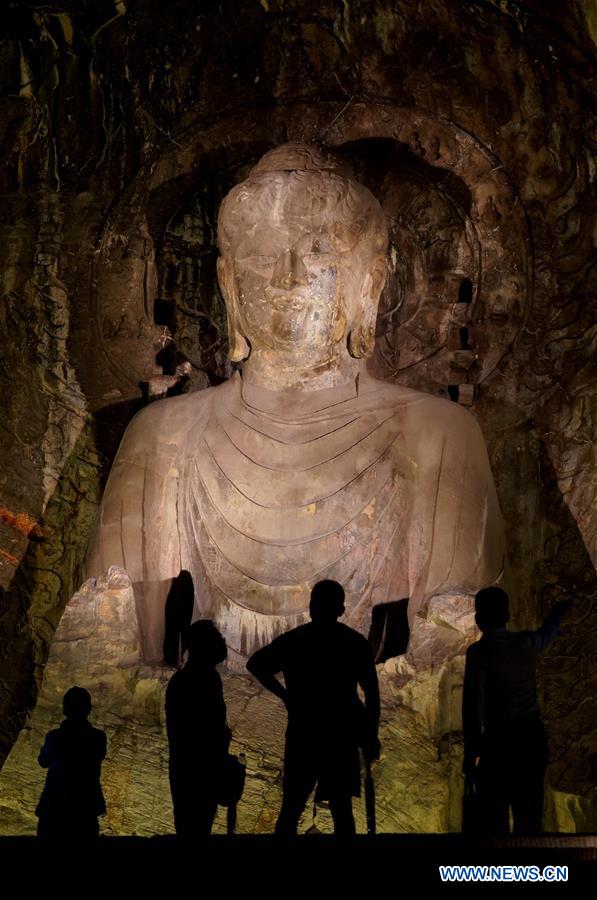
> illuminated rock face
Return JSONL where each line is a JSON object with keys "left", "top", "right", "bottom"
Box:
{"left": 0, "top": 1, "right": 594, "bottom": 826}
{"left": 86, "top": 144, "right": 504, "bottom": 666}
{"left": 0, "top": 569, "right": 484, "bottom": 836}
{"left": 0, "top": 570, "right": 173, "bottom": 837}
{"left": 2, "top": 569, "right": 594, "bottom": 836}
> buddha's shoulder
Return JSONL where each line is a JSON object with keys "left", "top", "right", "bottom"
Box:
{"left": 363, "top": 374, "right": 472, "bottom": 414}
{"left": 118, "top": 380, "right": 234, "bottom": 452}
{"left": 362, "top": 375, "right": 481, "bottom": 434}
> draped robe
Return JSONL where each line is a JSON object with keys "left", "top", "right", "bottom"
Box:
{"left": 86, "top": 365, "right": 504, "bottom": 664}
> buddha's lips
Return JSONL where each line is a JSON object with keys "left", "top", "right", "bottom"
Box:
{"left": 269, "top": 293, "right": 311, "bottom": 311}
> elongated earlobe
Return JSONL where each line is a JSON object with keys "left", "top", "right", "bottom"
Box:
{"left": 348, "top": 321, "right": 376, "bottom": 358}
{"left": 348, "top": 260, "right": 386, "bottom": 359}
{"left": 227, "top": 312, "right": 250, "bottom": 362}
{"left": 217, "top": 257, "right": 250, "bottom": 362}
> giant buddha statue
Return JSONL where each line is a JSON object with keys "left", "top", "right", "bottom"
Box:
{"left": 86, "top": 143, "right": 505, "bottom": 667}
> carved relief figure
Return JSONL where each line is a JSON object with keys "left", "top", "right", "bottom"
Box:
{"left": 86, "top": 143, "right": 505, "bottom": 666}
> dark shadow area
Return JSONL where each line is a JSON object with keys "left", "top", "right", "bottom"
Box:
{"left": 163, "top": 570, "right": 195, "bottom": 667}
{"left": 458, "top": 278, "right": 473, "bottom": 303}
{"left": 484, "top": 419, "right": 597, "bottom": 801}
{"left": 368, "top": 599, "right": 410, "bottom": 663}
{"left": 155, "top": 344, "right": 178, "bottom": 376}
{"left": 91, "top": 398, "right": 146, "bottom": 481}
{"left": 341, "top": 138, "right": 473, "bottom": 216}
{"left": 534, "top": 443, "right": 597, "bottom": 797}
{"left": 0, "top": 835, "right": 594, "bottom": 891}
{"left": 153, "top": 296, "right": 176, "bottom": 329}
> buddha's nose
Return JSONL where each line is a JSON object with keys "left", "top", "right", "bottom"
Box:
{"left": 271, "top": 248, "right": 308, "bottom": 290}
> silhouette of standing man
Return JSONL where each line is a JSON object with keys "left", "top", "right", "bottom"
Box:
{"left": 36, "top": 686, "right": 107, "bottom": 840}
{"left": 165, "top": 620, "right": 231, "bottom": 837}
{"left": 247, "top": 580, "right": 380, "bottom": 836}
{"left": 463, "top": 587, "right": 571, "bottom": 835}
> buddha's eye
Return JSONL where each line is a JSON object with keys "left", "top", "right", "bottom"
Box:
{"left": 238, "top": 256, "right": 276, "bottom": 274}
{"left": 304, "top": 254, "right": 332, "bottom": 266}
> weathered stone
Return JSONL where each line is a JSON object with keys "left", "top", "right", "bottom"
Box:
{"left": 0, "top": 0, "right": 594, "bottom": 827}
{"left": 0, "top": 569, "right": 465, "bottom": 835}
{"left": 3, "top": 568, "right": 594, "bottom": 835}
{"left": 86, "top": 143, "right": 504, "bottom": 670}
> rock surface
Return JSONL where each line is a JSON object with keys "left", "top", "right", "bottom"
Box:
{"left": 0, "top": 0, "right": 595, "bottom": 821}
{"left": 2, "top": 567, "right": 594, "bottom": 835}
{"left": 0, "top": 568, "right": 465, "bottom": 835}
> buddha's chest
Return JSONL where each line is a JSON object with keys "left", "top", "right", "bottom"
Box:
{"left": 179, "top": 404, "right": 410, "bottom": 615}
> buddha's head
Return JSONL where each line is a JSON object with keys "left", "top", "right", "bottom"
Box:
{"left": 217, "top": 143, "right": 388, "bottom": 372}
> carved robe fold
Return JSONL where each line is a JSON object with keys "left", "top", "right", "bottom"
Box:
{"left": 86, "top": 365, "right": 504, "bottom": 663}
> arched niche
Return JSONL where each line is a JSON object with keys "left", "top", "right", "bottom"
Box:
{"left": 79, "top": 100, "right": 531, "bottom": 413}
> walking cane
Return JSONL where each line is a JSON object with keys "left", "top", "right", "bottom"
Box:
{"left": 364, "top": 756, "right": 376, "bottom": 835}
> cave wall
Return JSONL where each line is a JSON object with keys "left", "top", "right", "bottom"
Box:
{"left": 0, "top": 0, "right": 595, "bottom": 813}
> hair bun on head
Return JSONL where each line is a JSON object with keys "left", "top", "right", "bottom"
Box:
{"left": 249, "top": 142, "right": 354, "bottom": 180}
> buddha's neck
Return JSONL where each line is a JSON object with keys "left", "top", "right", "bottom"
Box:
{"left": 242, "top": 348, "right": 360, "bottom": 392}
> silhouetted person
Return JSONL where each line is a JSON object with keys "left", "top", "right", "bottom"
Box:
{"left": 36, "top": 686, "right": 107, "bottom": 841}
{"left": 247, "top": 580, "right": 380, "bottom": 837}
{"left": 462, "top": 587, "right": 571, "bottom": 835}
{"left": 165, "top": 620, "right": 230, "bottom": 837}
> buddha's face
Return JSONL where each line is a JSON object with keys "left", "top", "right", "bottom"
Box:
{"left": 218, "top": 171, "right": 387, "bottom": 366}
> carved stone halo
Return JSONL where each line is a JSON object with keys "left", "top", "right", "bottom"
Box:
{"left": 87, "top": 104, "right": 530, "bottom": 409}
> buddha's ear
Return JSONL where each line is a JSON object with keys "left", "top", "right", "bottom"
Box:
{"left": 348, "top": 255, "right": 387, "bottom": 359}
{"left": 217, "top": 256, "right": 250, "bottom": 362}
